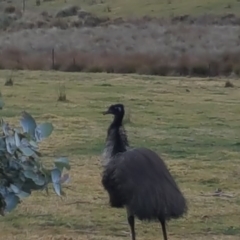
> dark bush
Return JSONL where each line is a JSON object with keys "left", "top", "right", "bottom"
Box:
{"left": 4, "top": 5, "right": 16, "bottom": 14}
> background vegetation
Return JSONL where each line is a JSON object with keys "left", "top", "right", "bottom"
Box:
{"left": 1, "top": 0, "right": 240, "bottom": 76}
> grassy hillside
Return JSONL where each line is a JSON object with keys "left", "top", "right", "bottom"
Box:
{"left": 1, "top": 1, "right": 240, "bottom": 77}
{"left": 1, "top": 0, "right": 240, "bottom": 18}
{"left": 0, "top": 70, "right": 239, "bottom": 239}
{"left": 1, "top": 23, "right": 240, "bottom": 77}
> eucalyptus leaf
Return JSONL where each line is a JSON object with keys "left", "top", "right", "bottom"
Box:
{"left": 20, "top": 163, "right": 34, "bottom": 171}
{"left": 14, "top": 132, "right": 21, "bottom": 147}
{"left": 20, "top": 138, "right": 30, "bottom": 148}
{"left": 52, "top": 182, "right": 61, "bottom": 196}
{"left": 19, "top": 146, "right": 35, "bottom": 157}
{"left": 20, "top": 111, "right": 37, "bottom": 138}
{"left": 35, "top": 130, "right": 41, "bottom": 142}
{"left": 54, "top": 157, "right": 70, "bottom": 171}
{"left": 19, "top": 155, "right": 28, "bottom": 162}
{"left": 33, "top": 174, "right": 46, "bottom": 186}
{"left": 4, "top": 193, "right": 20, "bottom": 212}
{"left": 16, "top": 190, "right": 31, "bottom": 199}
{"left": 51, "top": 168, "right": 62, "bottom": 196}
{"left": 51, "top": 168, "right": 61, "bottom": 184}
{"left": 5, "top": 136, "right": 16, "bottom": 154}
{"left": 1, "top": 120, "right": 11, "bottom": 136}
{"left": 11, "top": 181, "right": 24, "bottom": 190}
{"left": 9, "top": 184, "right": 20, "bottom": 194}
{"left": 23, "top": 170, "right": 37, "bottom": 180}
{"left": 29, "top": 140, "right": 38, "bottom": 149}
{"left": 6, "top": 136, "right": 16, "bottom": 146}
{"left": 6, "top": 144, "right": 14, "bottom": 155}
{"left": 35, "top": 123, "right": 54, "bottom": 141}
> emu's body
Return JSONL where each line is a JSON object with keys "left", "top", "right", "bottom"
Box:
{"left": 101, "top": 104, "right": 187, "bottom": 240}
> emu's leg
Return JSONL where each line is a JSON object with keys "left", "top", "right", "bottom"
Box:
{"left": 159, "top": 219, "right": 168, "bottom": 240}
{"left": 127, "top": 208, "right": 136, "bottom": 240}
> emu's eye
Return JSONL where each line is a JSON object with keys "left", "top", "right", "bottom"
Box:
{"left": 116, "top": 107, "right": 121, "bottom": 112}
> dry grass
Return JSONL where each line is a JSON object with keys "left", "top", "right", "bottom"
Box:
{"left": 0, "top": 70, "right": 239, "bottom": 239}
{"left": 1, "top": 22, "right": 240, "bottom": 77}
{"left": 57, "top": 82, "right": 67, "bottom": 101}
{"left": 1, "top": 1, "right": 240, "bottom": 78}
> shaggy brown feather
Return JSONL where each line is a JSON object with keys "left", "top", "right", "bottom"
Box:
{"left": 102, "top": 147, "right": 187, "bottom": 221}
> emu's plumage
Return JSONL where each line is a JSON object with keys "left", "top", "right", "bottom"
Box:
{"left": 101, "top": 126, "right": 129, "bottom": 167}
{"left": 102, "top": 147, "right": 187, "bottom": 221}
{"left": 101, "top": 103, "right": 187, "bottom": 240}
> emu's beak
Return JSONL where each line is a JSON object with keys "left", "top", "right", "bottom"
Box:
{"left": 103, "top": 110, "right": 110, "bottom": 115}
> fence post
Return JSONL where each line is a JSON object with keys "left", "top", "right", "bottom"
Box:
{"left": 52, "top": 48, "right": 55, "bottom": 69}
{"left": 22, "top": 0, "right": 25, "bottom": 12}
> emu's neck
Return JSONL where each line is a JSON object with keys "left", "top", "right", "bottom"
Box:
{"left": 102, "top": 115, "right": 129, "bottom": 166}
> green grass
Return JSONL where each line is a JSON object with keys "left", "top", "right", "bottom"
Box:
{"left": 0, "top": 70, "right": 240, "bottom": 240}
{"left": 4, "top": 0, "right": 240, "bottom": 18}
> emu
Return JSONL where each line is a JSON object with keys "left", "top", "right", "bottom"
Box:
{"left": 101, "top": 103, "right": 188, "bottom": 240}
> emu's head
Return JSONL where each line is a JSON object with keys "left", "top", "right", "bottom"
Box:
{"left": 103, "top": 103, "right": 125, "bottom": 118}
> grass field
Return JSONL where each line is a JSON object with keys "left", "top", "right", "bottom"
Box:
{"left": 3, "top": 0, "right": 240, "bottom": 18}
{"left": 0, "top": 70, "right": 240, "bottom": 239}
